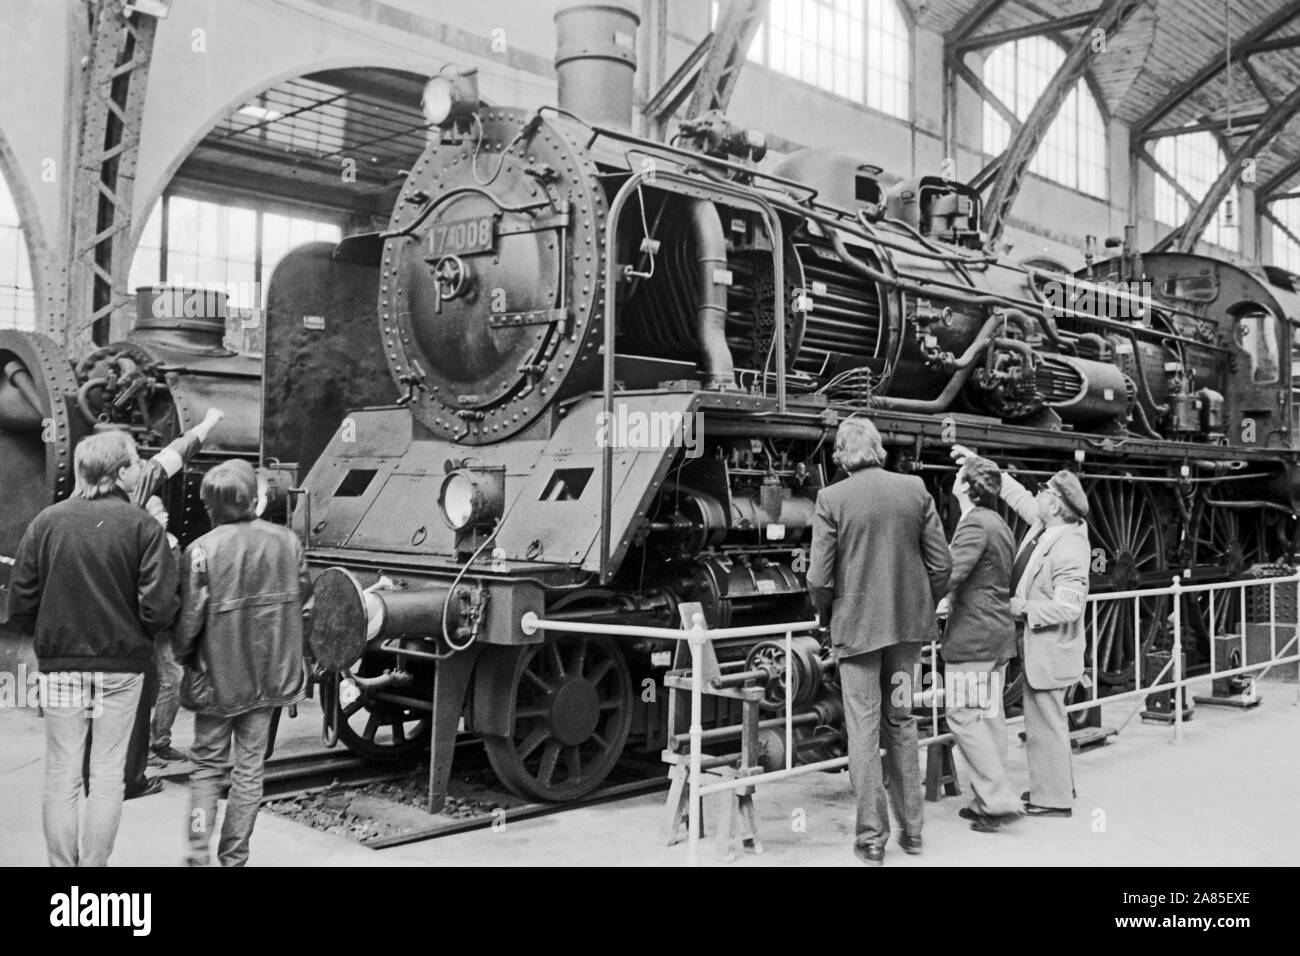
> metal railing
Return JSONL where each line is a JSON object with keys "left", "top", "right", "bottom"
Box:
{"left": 519, "top": 571, "right": 1300, "bottom": 865}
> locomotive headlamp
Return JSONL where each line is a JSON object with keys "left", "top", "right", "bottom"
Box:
{"left": 422, "top": 68, "right": 480, "bottom": 129}
{"left": 438, "top": 465, "right": 504, "bottom": 531}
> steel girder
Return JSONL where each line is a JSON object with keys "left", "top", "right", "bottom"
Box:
{"left": 1158, "top": 82, "right": 1300, "bottom": 254}
{"left": 68, "top": 1, "right": 157, "bottom": 350}
{"left": 645, "top": 0, "right": 768, "bottom": 140}
{"left": 978, "top": 0, "right": 1144, "bottom": 251}
{"left": 1134, "top": 3, "right": 1300, "bottom": 139}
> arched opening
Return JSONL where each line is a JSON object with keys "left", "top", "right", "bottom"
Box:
{"left": 127, "top": 66, "right": 430, "bottom": 353}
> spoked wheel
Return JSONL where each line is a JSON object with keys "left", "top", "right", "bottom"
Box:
{"left": 1085, "top": 480, "right": 1171, "bottom": 686}
{"left": 331, "top": 658, "right": 432, "bottom": 762}
{"left": 483, "top": 635, "right": 633, "bottom": 802}
{"left": 1184, "top": 501, "right": 1265, "bottom": 665}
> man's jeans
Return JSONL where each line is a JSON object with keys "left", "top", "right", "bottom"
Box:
{"left": 43, "top": 671, "right": 144, "bottom": 867}
{"left": 150, "top": 638, "right": 181, "bottom": 750}
{"left": 187, "top": 708, "right": 274, "bottom": 867}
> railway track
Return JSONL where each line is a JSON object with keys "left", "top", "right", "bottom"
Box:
{"left": 195, "top": 745, "right": 672, "bottom": 849}
{"left": 159, "top": 749, "right": 412, "bottom": 799}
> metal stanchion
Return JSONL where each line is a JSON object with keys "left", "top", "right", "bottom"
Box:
{"left": 687, "top": 612, "right": 706, "bottom": 868}
{"left": 784, "top": 629, "right": 793, "bottom": 772}
{"left": 1171, "top": 575, "right": 1185, "bottom": 746}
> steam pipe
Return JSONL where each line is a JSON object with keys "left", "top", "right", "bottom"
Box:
{"left": 868, "top": 313, "right": 1020, "bottom": 414}
{"left": 1129, "top": 397, "right": 1163, "bottom": 440}
{"left": 688, "top": 199, "right": 735, "bottom": 389}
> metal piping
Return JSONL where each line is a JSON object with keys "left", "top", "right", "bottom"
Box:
{"left": 688, "top": 199, "right": 735, "bottom": 389}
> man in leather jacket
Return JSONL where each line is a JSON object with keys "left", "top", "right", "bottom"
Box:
{"left": 174, "top": 458, "right": 312, "bottom": 866}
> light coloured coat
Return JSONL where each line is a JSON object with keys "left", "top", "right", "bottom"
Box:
{"left": 1001, "top": 474, "right": 1091, "bottom": 690}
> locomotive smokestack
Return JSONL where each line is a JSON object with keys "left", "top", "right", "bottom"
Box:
{"left": 553, "top": 0, "right": 640, "bottom": 129}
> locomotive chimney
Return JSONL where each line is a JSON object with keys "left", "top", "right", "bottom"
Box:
{"left": 553, "top": 0, "right": 640, "bottom": 129}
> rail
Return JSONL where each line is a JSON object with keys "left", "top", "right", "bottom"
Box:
{"left": 519, "top": 571, "right": 1300, "bottom": 866}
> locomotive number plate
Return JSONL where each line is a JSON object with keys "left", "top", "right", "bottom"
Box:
{"left": 429, "top": 215, "right": 497, "bottom": 256}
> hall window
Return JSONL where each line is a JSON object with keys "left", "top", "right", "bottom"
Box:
{"left": 713, "top": 0, "right": 911, "bottom": 118}
{"left": 1268, "top": 198, "right": 1300, "bottom": 273}
{"left": 129, "top": 195, "right": 342, "bottom": 310}
{"left": 1152, "top": 131, "right": 1239, "bottom": 253}
{"left": 0, "top": 174, "right": 35, "bottom": 330}
{"left": 981, "top": 36, "right": 1107, "bottom": 198}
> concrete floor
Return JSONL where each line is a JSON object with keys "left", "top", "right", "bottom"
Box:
{"left": 2, "top": 677, "right": 1297, "bottom": 867}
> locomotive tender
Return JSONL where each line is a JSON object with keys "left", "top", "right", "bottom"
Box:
{"left": 294, "top": 1, "right": 1300, "bottom": 805}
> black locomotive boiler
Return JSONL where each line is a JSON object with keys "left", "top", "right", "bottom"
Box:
{"left": 290, "top": 1, "right": 1300, "bottom": 806}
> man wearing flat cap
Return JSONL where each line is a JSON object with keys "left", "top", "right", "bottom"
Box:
{"left": 951, "top": 444, "right": 1091, "bottom": 818}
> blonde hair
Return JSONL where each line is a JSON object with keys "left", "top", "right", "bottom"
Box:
{"left": 832, "top": 417, "right": 886, "bottom": 472}
{"left": 73, "top": 431, "right": 137, "bottom": 499}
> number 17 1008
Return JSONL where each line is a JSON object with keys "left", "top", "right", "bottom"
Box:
{"left": 429, "top": 216, "right": 497, "bottom": 256}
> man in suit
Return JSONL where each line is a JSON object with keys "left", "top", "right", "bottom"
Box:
{"left": 937, "top": 456, "right": 1021, "bottom": 832}
{"left": 808, "top": 418, "right": 951, "bottom": 865}
{"left": 951, "top": 444, "right": 1091, "bottom": 818}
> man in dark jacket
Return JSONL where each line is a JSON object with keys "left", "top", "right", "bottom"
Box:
{"left": 807, "top": 418, "right": 951, "bottom": 865}
{"left": 175, "top": 459, "right": 312, "bottom": 866}
{"left": 117, "top": 405, "right": 226, "bottom": 802}
{"left": 5, "top": 430, "right": 179, "bottom": 866}
{"left": 938, "top": 457, "right": 1021, "bottom": 832}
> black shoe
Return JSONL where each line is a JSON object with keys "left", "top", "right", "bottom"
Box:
{"left": 854, "top": 844, "right": 885, "bottom": 865}
{"left": 959, "top": 807, "right": 991, "bottom": 822}
{"left": 1023, "top": 802, "right": 1071, "bottom": 818}
{"left": 151, "top": 745, "right": 188, "bottom": 763}
{"left": 970, "top": 816, "right": 1003, "bottom": 833}
{"left": 125, "top": 777, "right": 165, "bottom": 800}
{"left": 899, "top": 833, "right": 922, "bottom": 855}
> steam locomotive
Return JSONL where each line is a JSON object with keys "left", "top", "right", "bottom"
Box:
{"left": 278, "top": 2, "right": 1300, "bottom": 804}
{"left": 4, "top": 0, "right": 1299, "bottom": 807}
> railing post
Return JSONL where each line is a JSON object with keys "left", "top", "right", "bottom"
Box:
{"left": 1171, "top": 575, "right": 1185, "bottom": 746}
{"left": 687, "top": 611, "right": 706, "bottom": 868}
{"left": 784, "top": 629, "right": 793, "bottom": 771}
{"left": 1295, "top": 575, "right": 1300, "bottom": 706}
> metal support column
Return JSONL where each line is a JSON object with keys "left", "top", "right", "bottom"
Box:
{"left": 68, "top": 1, "right": 158, "bottom": 350}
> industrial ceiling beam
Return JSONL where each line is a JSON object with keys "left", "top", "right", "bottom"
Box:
{"left": 1263, "top": 208, "right": 1300, "bottom": 256}
{"left": 950, "top": 56, "right": 1022, "bottom": 133}
{"left": 683, "top": 0, "right": 768, "bottom": 119}
{"left": 953, "top": 6, "right": 1117, "bottom": 52}
{"left": 645, "top": 32, "right": 711, "bottom": 139}
{"left": 980, "top": 0, "right": 1144, "bottom": 250}
{"left": 1137, "top": 148, "right": 1198, "bottom": 207}
{"left": 1261, "top": 156, "right": 1300, "bottom": 201}
{"left": 645, "top": 0, "right": 767, "bottom": 140}
{"left": 1159, "top": 82, "right": 1300, "bottom": 254}
{"left": 1142, "top": 111, "right": 1268, "bottom": 140}
{"left": 68, "top": 0, "right": 159, "bottom": 348}
{"left": 1134, "top": 3, "right": 1300, "bottom": 136}
{"left": 951, "top": 0, "right": 1014, "bottom": 44}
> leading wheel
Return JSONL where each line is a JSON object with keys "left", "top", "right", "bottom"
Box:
{"left": 331, "top": 660, "right": 433, "bottom": 762}
{"left": 483, "top": 635, "right": 633, "bottom": 802}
